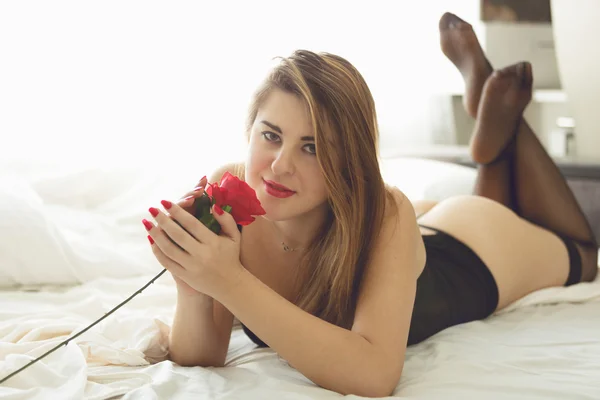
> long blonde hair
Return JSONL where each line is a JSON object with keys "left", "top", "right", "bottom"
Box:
{"left": 243, "top": 50, "right": 398, "bottom": 329}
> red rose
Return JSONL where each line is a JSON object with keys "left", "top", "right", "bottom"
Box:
{"left": 206, "top": 172, "right": 265, "bottom": 226}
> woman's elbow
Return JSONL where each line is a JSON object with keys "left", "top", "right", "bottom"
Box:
{"left": 340, "top": 366, "right": 402, "bottom": 397}
{"left": 168, "top": 353, "right": 226, "bottom": 368}
{"left": 377, "top": 376, "right": 402, "bottom": 398}
{"left": 341, "top": 379, "right": 398, "bottom": 398}
{"left": 367, "top": 374, "right": 401, "bottom": 398}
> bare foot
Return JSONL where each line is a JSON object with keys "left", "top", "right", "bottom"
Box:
{"left": 439, "top": 12, "right": 493, "bottom": 118}
{"left": 470, "top": 62, "right": 533, "bottom": 164}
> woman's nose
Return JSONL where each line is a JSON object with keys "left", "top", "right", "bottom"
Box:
{"left": 271, "top": 148, "right": 295, "bottom": 175}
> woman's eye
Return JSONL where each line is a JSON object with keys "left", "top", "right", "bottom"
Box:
{"left": 262, "top": 131, "right": 280, "bottom": 142}
{"left": 304, "top": 144, "right": 316, "bottom": 155}
{"left": 262, "top": 131, "right": 316, "bottom": 155}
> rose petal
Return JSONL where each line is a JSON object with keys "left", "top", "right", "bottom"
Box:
{"left": 211, "top": 172, "right": 266, "bottom": 225}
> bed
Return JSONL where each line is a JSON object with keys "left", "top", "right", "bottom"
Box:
{"left": 1, "top": 157, "right": 599, "bottom": 399}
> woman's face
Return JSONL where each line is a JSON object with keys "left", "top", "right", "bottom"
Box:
{"left": 245, "top": 88, "right": 329, "bottom": 221}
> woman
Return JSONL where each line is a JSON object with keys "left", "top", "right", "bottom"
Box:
{"left": 144, "top": 13, "right": 598, "bottom": 397}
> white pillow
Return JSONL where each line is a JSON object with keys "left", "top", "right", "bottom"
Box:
{"left": 380, "top": 157, "right": 477, "bottom": 201}
{"left": 0, "top": 172, "right": 168, "bottom": 288}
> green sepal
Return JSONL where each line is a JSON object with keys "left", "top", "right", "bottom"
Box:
{"left": 189, "top": 194, "right": 236, "bottom": 236}
{"left": 205, "top": 215, "right": 221, "bottom": 235}
{"left": 195, "top": 193, "right": 213, "bottom": 220}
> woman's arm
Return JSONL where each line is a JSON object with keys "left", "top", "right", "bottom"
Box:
{"left": 168, "top": 163, "right": 239, "bottom": 367}
{"left": 168, "top": 292, "right": 233, "bottom": 367}
{"left": 218, "top": 190, "right": 424, "bottom": 397}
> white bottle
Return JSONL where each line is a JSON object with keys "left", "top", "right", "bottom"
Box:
{"left": 548, "top": 117, "right": 576, "bottom": 159}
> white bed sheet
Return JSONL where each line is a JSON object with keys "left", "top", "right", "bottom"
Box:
{"left": 1, "top": 270, "right": 599, "bottom": 400}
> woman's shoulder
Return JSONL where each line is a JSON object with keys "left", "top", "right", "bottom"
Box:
{"left": 209, "top": 161, "right": 246, "bottom": 183}
{"left": 383, "top": 183, "right": 410, "bottom": 215}
{"left": 383, "top": 182, "right": 405, "bottom": 197}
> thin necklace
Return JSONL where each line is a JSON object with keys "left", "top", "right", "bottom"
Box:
{"left": 271, "top": 221, "right": 304, "bottom": 252}
{"left": 282, "top": 241, "right": 302, "bottom": 252}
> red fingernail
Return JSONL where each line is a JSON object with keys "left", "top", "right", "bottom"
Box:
{"left": 161, "top": 200, "right": 172, "bottom": 209}
{"left": 142, "top": 219, "right": 153, "bottom": 231}
{"left": 193, "top": 187, "right": 204, "bottom": 192}
{"left": 149, "top": 207, "right": 159, "bottom": 217}
{"left": 184, "top": 195, "right": 194, "bottom": 201}
{"left": 147, "top": 235, "right": 154, "bottom": 245}
{"left": 214, "top": 205, "right": 224, "bottom": 215}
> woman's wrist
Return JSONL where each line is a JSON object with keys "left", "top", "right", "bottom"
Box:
{"left": 177, "top": 288, "right": 214, "bottom": 308}
{"left": 215, "top": 263, "right": 247, "bottom": 302}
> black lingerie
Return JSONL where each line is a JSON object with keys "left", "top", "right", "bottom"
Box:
{"left": 240, "top": 223, "right": 582, "bottom": 347}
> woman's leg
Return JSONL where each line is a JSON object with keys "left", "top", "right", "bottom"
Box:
{"left": 439, "top": 12, "right": 520, "bottom": 211}
{"left": 440, "top": 12, "right": 598, "bottom": 282}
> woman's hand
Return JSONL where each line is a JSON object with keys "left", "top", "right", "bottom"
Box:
{"left": 177, "top": 175, "right": 208, "bottom": 215}
{"left": 169, "top": 176, "right": 209, "bottom": 296}
{"left": 143, "top": 195, "right": 244, "bottom": 300}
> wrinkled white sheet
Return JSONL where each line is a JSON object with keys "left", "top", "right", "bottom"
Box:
{"left": 1, "top": 271, "right": 599, "bottom": 399}
{"left": 0, "top": 163, "right": 197, "bottom": 287}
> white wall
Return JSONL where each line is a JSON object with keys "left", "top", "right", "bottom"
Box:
{"left": 551, "top": 0, "right": 600, "bottom": 159}
{"left": 0, "top": 1, "right": 482, "bottom": 174}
